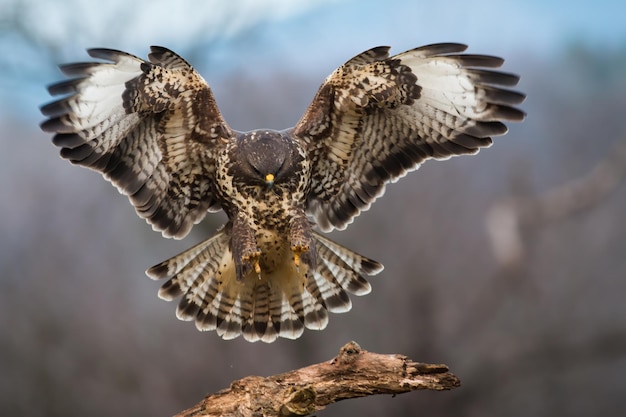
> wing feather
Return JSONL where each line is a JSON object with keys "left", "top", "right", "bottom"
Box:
{"left": 294, "top": 43, "right": 525, "bottom": 232}
{"left": 41, "top": 46, "right": 234, "bottom": 238}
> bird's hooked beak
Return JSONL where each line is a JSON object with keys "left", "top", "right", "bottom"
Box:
{"left": 265, "top": 173, "right": 275, "bottom": 188}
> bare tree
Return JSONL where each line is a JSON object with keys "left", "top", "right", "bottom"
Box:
{"left": 486, "top": 136, "right": 626, "bottom": 269}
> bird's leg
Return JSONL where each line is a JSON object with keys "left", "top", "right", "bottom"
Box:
{"left": 231, "top": 214, "right": 261, "bottom": 281}
{"left": 289, "top": 213, "right": 316, "bottom": 271}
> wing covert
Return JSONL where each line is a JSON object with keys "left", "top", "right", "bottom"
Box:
{"left": 294, "top": 43, "right": 525, "bottom": 232}
{"left": 41, "top": 46, "right": 234, "bottom": 239}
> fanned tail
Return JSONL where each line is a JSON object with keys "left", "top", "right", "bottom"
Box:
{"left": 147, "top": 229, "right": 383, "bottom": 343}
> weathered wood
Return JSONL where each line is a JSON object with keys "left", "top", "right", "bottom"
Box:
{"left": 175, "top": 341, "right": 460, "bottom": 417}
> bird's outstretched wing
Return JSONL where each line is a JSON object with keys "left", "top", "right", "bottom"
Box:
{"left": 41, "top": 46, "right": 233, "bottom": 238}
{"left": 294, "top": 43, "right": 525, "bottom": 232}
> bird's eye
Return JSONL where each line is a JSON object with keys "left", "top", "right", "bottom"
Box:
{"left": 246, "top": 161, "right": 263, "bottom": 177}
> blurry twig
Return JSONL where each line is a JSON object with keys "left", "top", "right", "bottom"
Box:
{"left": 174, "top": 341, "right": 460, "bottom": 417}
{"left": 486, "top": 136, "right": 626, "bottom": 269}
{"left": 453, "top": 136, "right": 626, "bottom": 342}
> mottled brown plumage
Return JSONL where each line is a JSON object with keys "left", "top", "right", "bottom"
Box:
{"left": 41, "top": 43, "right": 525, "bottom": 342}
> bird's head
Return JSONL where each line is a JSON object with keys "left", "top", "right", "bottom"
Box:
{"left": 231, "top": 130, "right": 303, "bottom": 191}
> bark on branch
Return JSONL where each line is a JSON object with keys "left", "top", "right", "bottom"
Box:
{"left": 174, "top": 341, "right": 460, "bottom": 417}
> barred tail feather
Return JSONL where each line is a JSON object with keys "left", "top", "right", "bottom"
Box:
{"left": 146, "top": 230, "right": 230, "bottom": 301}
{"left": 313, "top": 231, "right": 384, "bottom": 294}
{"left": 146, "top": 229, "right": 383, "bottom": 342}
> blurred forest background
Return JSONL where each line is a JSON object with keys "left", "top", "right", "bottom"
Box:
{"left": 1, "top": 0, "right": 626, "bottom": 416}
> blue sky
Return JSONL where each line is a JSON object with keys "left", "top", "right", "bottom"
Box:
{"left": 2, "top": 0, "right": 624, "bottom": 62}
{"left": 0, "top": 0, "right": 624, "bottom": 118}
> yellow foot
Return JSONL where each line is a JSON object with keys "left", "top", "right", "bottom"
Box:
{"left": 291, "top": 244, "right": 309, "bottom": 270}
{"left": 242, "top": 251, "right": 262, "bottom": 277}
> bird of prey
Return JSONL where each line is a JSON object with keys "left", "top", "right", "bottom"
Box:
{"left": 41, "top": 43, "right": 525, "bottom": 342}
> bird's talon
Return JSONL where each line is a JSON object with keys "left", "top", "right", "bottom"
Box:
{"left": 292, "top": 244, "right": 308, "bottom": 270}
{"left": 242, "top": 250, "right": 262, "bottom": 277}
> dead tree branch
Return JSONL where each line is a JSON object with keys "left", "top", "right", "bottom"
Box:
{"left": 174, "top": 341, "right": 460, "bottom": 417}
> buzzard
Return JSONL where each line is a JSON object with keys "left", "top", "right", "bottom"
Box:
{"left": 41, "top": 43, "right": 525, "bottom": 342}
